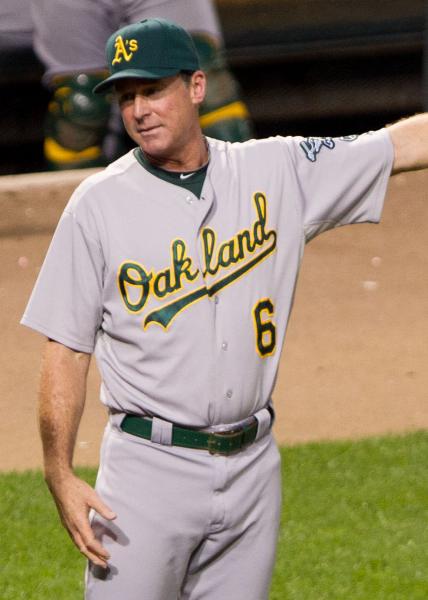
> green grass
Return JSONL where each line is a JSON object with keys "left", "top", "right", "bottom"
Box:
{"left": 0, "top": 468, "right": 95, "bottom": 599}
{"left": 271, "top": 431, "right": 428, "bottom": 600}
{"left": 1, "top": 432, "right": 427, "bottom": 599}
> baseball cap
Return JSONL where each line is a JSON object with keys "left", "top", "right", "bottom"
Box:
{"left": 93, "top": 18, "right": 200, "bottom": 94}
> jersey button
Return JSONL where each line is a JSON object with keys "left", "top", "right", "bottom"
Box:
{"left": 185, "top": 196, "right": 193, "bottom": 204}
{"left": 221, "top": 342, "right": 228, "bottom": 351}
{"left": 226, "top": 389, "right": 233, "bottom": 398}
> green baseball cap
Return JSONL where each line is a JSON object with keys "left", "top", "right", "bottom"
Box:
{"left": 93, "top": 18, "right": 200, "bottom": 94}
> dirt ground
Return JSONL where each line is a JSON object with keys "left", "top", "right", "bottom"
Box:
{"left": 1, "top": 169, "right": 427, "bottom": 471}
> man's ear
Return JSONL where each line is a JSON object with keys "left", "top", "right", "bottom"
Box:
{"left": 190, "top": 70, "right": 207, "bottom": 106}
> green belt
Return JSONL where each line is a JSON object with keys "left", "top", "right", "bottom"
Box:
{"left": 121, "top": 414, "right": 259, "bottom": 455}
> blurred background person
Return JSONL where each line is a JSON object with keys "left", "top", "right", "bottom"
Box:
{"left": 30, "top": 0, "right": 254, "bottom": 170}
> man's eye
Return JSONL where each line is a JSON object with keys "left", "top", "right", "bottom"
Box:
{"left": 119, "top": 92, "right": 134, "bottom": 103}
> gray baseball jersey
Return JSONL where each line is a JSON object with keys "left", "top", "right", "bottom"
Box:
{"left": 30, "top": 0, "right": 222, "bottom": 82}
{"left": 22, "top": 130, "right": 393, "bottom": 429}
{"left": 22, "top": 129, "right": 394, "bottom": 600}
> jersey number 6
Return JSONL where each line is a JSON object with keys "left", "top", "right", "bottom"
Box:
{"left": 253, "top": 299, "right": 276, "bottom": 357}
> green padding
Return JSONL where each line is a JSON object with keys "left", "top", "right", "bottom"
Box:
{"left": 45, "top": 72, "right": 112, "bottom": 169}
{"left": 50, "top": 73, "right": 112, "bottom": 128}
{"left": 202, "top": 118, "right": 254, "bottom": 143}
{"left": 121, "top": 415, "right": 258, "bottom": 455}
{"left": 191, "top": 34, "right": 254, "bottom": 142}
{"left": 46, "top": 155, "right": 106, "bottom": 171}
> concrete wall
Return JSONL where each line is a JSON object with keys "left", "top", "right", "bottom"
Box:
{"left": 1, "top": 168, "right": 427, "bottom": 470}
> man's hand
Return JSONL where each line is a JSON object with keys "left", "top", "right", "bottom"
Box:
{"left": 47, "top": 472, "right": 116, "bottom": 568}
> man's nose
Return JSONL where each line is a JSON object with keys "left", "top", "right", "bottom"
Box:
{"left": 133, "top": 95, "right": 151, "bottom": 120}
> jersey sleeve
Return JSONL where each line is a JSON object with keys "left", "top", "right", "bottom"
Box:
{"left": 20, "top": 207, "right": 104, "bottom": 353}
{"left": 281, "top": 129, "right": 394, "bottom": 241}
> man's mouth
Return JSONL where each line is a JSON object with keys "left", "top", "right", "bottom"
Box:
{"left": 138, "top": 125, "right": 161, "bottom": 134}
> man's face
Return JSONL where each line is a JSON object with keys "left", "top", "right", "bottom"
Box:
{"left": 116, "top": 73, "right": 205, "bottom": 163}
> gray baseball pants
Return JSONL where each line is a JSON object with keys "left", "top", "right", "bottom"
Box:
{"left": 85, "top": 418, "right": 282, "bottom": 599}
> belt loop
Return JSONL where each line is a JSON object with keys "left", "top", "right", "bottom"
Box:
{"left": 254, "top": 408, "right": 272, "bottom": 441}
{"left": 110, "top": 410, "right": 127, "bottom": 431}
{"left": 151, "top": 417, "right": 173, "bottom": 446}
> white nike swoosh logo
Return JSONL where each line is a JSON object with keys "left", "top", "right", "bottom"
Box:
{"left": 180, "top": 172, "right": 195, "bottom": 180}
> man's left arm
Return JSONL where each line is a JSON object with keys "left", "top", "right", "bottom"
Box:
{"left": 388, "top": 113, "right": 428, "bottom": 175}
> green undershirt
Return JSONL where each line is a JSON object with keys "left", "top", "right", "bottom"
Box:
{"left": 134, "top": 147, "right": 208, "bottom": 199}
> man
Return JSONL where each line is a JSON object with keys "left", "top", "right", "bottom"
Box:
{"left": 21, "top": 17, "right": 427, "bottom": 600}
{"left": 30, "top": 0, "right": 253, "bottom": 169}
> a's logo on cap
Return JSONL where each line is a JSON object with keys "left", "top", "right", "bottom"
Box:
{"left": 112, "top": 35, "right": 139, "bottom": 65}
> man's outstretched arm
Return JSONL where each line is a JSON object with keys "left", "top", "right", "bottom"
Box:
{"left": 39, "top": 339, "right": 116, "bottom": 568}
{"left": 388, "top": 113, "right": 428, "bottom": 175}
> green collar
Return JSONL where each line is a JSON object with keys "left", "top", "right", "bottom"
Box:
{"left": 134, "top": 147, "right": 208, "bottom": 199}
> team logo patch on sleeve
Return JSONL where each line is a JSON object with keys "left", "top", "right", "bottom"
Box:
{"left": 300, "top": 135, "right": 360, "bottom": 162}
{"left": 339, "top": 135, "right": 359, "bottom": 142}
{"left": 300, "top": 137, "right": 335, "bottom": 162}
